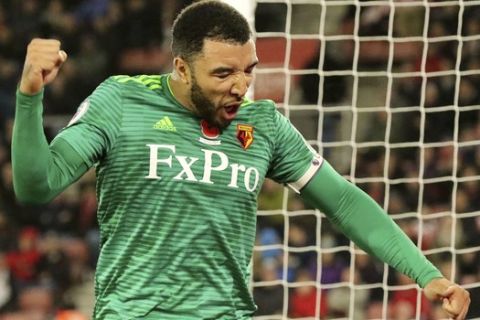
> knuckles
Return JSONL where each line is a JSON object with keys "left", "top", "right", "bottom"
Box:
{"left": 27, "top": 38, "right": 62, "bottom": 53}
{"left": 30, "top": 37, "right": 61, "bottom": 45}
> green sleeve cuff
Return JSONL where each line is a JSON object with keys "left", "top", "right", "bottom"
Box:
{"left": 16, "top": 89, "right": 44, "bottom": 110}
{"left": 300, "top": 161, "right": 443, "bottom": 288}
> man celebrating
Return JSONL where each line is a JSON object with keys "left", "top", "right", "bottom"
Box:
{"left": 12, "top": 1, "right": 470, "bottom": 319}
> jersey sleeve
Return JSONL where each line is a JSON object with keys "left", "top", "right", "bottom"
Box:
{"left": 301, "top": 161, "right": 443, "bottom": 287}
{"left": 53, "top": 77, "right": 123, "bottom": 167}
{"left": 12, "top": 90, "right": 90, "bottom": 204}
{"left": 266, "top": 105, "right": 323, "bottom": 192}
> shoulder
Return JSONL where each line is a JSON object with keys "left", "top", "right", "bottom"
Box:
{"left": 240, "top": 98, "right": 278, "bottom": 121}
{"left": 109, "top": 75, "right": 163, "bottom": 91}
{"left": 94, "top": 75, "right": 164, "bottom": 96}
{"left": 90, "top": 75, "right": 167, "bottom": 103}
{"left": 242, "top": 98, "right": 276, "bottom": 111}
{"left": 241, "top": 98, "right": 284, "bottom": 124}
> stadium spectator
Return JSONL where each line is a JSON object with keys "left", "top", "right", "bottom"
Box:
{"left": 5, "top": 227, "right": 41, "bottom": 288}
{"left": 252, "top": 260, "right": 283, "bottom": 316}
{"left": 327, "top": 267, "right": 369, "bottom": 320}
{"left": 389, "top": 273, "right": 432, "bottom": 319}
{"left": 288, "top": 268, "right": 328, "bottom": 318}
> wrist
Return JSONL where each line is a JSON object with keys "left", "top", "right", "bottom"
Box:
{"left": 18, "top": 78, "right": 43, "bottom": 96}
{"left": 16, "top": 88, "right": 44, "bottom": 110}
{"left": 424, "top": 277, "right": 451, "bottom": 300}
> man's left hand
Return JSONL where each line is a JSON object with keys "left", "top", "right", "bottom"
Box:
{"left": 424, "top": 277, "right": 470, "bottom": 319}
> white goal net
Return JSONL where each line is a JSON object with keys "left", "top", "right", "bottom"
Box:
{"left": 251, "top": 0, "right": 480, "bottom": 319}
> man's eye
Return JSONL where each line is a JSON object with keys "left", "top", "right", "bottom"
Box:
{"left": 216, "top": 73, "right": 230, "bottom": 79}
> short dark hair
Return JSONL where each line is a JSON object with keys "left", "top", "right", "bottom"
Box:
{"left": 171, "top": 0, "right": 251, "bottom": 61}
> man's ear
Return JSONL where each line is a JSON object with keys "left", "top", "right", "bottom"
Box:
{"left": 173, "top": 57, "right": 191, "bottom": 85}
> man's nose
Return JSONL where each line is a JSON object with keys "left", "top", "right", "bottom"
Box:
{"left": 231, "top": 73, "right": 249, "bottom": 98}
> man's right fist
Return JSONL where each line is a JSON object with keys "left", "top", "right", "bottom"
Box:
{"left": 19, "top": 38, "right": 68, "bottom": 95}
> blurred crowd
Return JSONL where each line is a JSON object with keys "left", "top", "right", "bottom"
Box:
{"left": 253, "top": 1, "right": 480, "bottom": 319}
{"left": 0, "top": 0, "right": 479, "bottom": 319}
{"left": 0, "top": 0, "right": 189, "bottom": 319}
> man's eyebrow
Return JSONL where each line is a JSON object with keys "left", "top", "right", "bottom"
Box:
{"left": 211, "top": 67, "right": 235, "bottom": 74}
{"left": 210, "top": 61, "right": 259, "bottom": 74}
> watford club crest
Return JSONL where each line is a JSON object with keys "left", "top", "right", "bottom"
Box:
{"left": 237, "top": 124, "right": 254, "bottom": 150}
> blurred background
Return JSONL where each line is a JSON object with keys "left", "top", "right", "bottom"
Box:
{"left": 0, "top": 0, "right": 479, "bottom": 319}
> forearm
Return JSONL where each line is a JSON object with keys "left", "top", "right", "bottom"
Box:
{"left": 12, "top": 91, "right": 88, "bottom": 204}
{"left": 300, "top": 161, "right": 442, "bottom": 288}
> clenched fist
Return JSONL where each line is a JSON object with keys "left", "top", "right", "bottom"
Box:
{"left": 19, "top": 38, "right": 68, "bottom": 95}
{"left": 424, "top": 277, "right": 470, "bottom": 319}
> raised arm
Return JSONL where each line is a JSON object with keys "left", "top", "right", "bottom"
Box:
{"left": 12, "top": 39, "right": 89, "bottom": 204}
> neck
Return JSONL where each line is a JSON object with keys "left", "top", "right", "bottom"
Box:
{"left": 168, "top": 73, "right": 196, "bottom": 113}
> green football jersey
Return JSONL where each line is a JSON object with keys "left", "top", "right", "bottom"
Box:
{"left": 54, "top": 74, "right": 322, "bottom": 319}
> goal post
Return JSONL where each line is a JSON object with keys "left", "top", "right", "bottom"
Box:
{"left": 252, "top": 0, "right": 480, "bottom": 319}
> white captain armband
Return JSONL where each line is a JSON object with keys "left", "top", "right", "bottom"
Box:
{"left": 288, "top": 155, "right": 324, "bottom": 193}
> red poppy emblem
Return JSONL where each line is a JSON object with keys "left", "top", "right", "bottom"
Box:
{"left": 200, "top": 120, "right": 220, "bottom": 139}
{"left": 237, "top": 124, "right": 254, "bottom": 150}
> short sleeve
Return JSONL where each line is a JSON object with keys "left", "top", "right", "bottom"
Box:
{"left": 52, "top": 77, "right": 122, "bottom": 167}
{"left": 267, "top": 109, "right": 323, "bottom": 193}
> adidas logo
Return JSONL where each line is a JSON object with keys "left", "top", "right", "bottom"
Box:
{"left": 153, "top": 116, "right": 176, "bottom": 132}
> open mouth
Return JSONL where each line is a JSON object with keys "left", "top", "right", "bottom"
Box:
{"left": 225, "top": 104, "right": 239, "bottom": 114}
{"left": 223, "top": 104, "right": 240, "bottom": 119}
